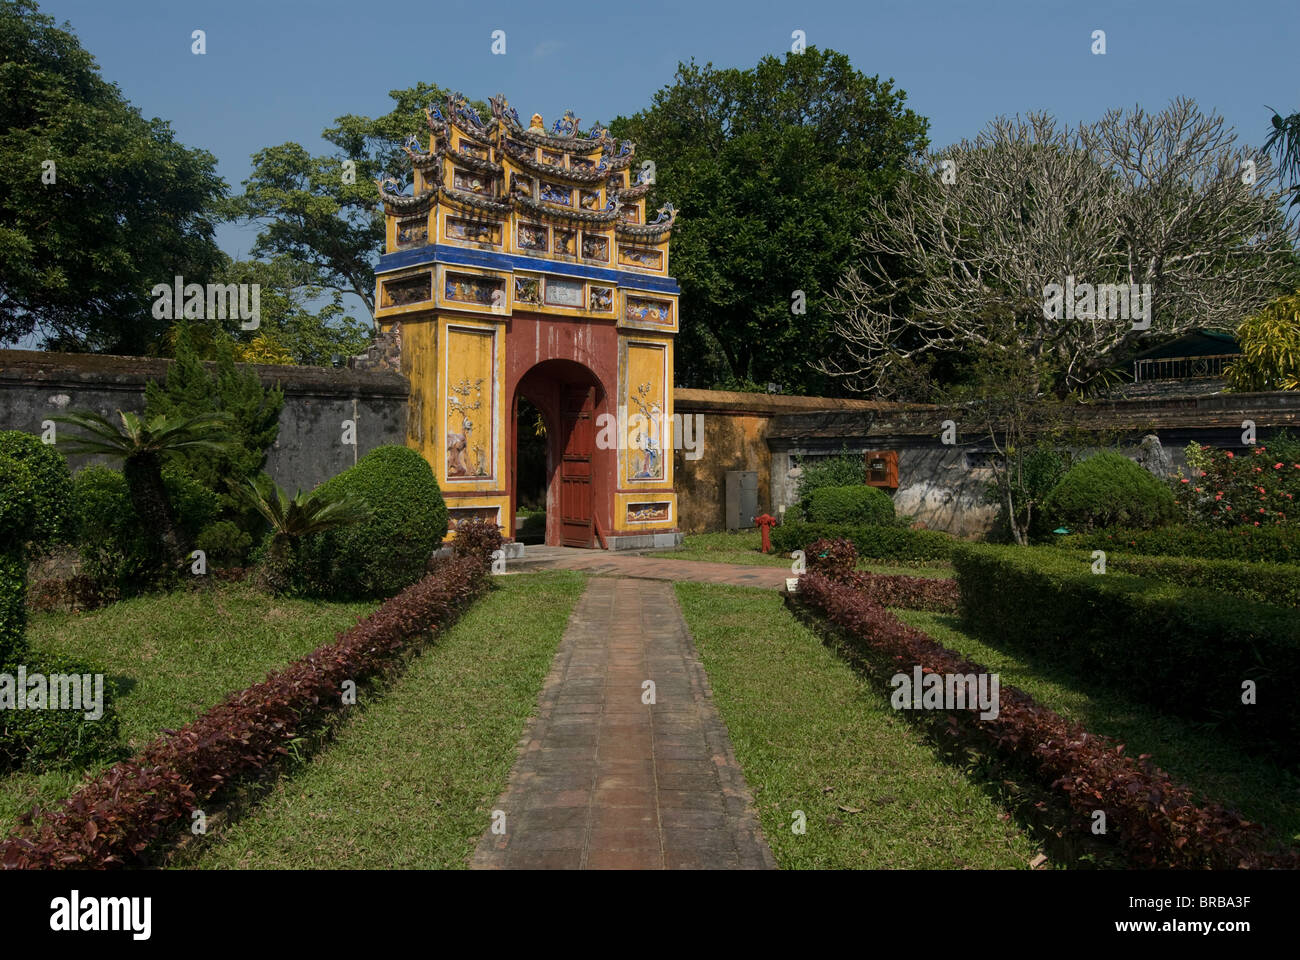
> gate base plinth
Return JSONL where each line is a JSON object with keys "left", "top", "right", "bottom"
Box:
{"left": 604, "top": 532, "right": 683, "bottom": 551}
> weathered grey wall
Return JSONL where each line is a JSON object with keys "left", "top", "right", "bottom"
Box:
{"left": 0, "top": 350, "right": 410, "bottom": 490}
{"left": 765, "top": 392, "right": 1300, "bottom": 538}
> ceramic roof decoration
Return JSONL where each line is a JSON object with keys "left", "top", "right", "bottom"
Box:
{"left": 377, "top": 91, "right": 676, "bottom": 247}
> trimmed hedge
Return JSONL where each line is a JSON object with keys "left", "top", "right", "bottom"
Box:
{"left": 298, "top": 446, "right": 449, "bottom": 600}
{"left": 1, "top": 548, "right": 493, "bottom": 869}
{"left": 772, "top": 521, "right": 955, "bottom": 564}
{"left": 794, "top": 557, "right": 1298, "bottom": 869}
{"left": 1041, "top": 452, "right": 1178, "bottom": 532}
{"left": 0, "top": 550, "right": 25, "bottom": 670}
{"left": 1059, "top": 524, "right": 1300, "bottom": 565}
{"left": 952, "top": 544, "right": 1300, "bottom": 759}
{"left": 1096, "top": 553, "right": 1300, "bottom": 608}
{"left": 0, "top": 655, "right": 122, "bottom": 773}
{"left": 804, "top": 485, "right": 894, "bottom": 526}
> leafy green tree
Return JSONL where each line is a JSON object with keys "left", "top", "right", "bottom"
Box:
{"left": 610, "top": 49, "right": 929, "bottom": 393}
{"left": 0, "top": 0, "right": 225, "bottom": 353}
{"left": 226, "top": 84, "right": 488, "bottom": 317}
{"left": 215, "top": 256, "right": 371, "bottom": 365}
{"left": 1226, "top": 290, "right": 1300, "bottom": 391}
{"left": 239, "top": 476, "right": 373, "bottom": 594}
{"left": 53, "top": 410, "right": 234, "bottom": 573}
{"left": 144, "top": 321, "right": 285, "bottom": 526}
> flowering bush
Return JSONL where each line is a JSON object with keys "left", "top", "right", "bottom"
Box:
{"left": 1176, "top": 438, "right": 1300, "bottom": 528}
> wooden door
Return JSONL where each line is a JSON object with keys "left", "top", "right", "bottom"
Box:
{"left": 559, "top": 385, "right": 595, "bottom": 547}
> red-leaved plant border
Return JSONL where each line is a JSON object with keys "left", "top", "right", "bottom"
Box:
{"left": 2, "top": 545, "right": 495, "bottom": 869}
{"left": 796, "top": 538, "right": 1298, "bottom": 869}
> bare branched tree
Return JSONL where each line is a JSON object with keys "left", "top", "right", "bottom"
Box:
{"left": 823, "top": 98, "right": 1296, "bottom": 396}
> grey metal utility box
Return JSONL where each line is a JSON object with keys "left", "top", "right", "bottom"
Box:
{"left": 725, "top": 470, "right": 758, "bottom": 530}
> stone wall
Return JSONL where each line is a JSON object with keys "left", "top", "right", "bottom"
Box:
{"left": 765, "top": 391, "right": 1300, "bottom": 538}
{"left": 0, "top": 350, "right": 410, "bottom": 491}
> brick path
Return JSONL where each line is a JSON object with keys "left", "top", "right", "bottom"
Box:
{"left": 472, "top": 577, "right": 775, "bottom": 870}
{"left": 512, "top": 546, "right": 792, "bottom": 589}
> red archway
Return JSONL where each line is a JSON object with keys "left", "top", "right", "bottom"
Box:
{"left": 512, "top": 359, "right": 611, "bottom": 547}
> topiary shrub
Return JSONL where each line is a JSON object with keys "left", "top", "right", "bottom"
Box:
{"left": 0, "top": 431, "right": 74, "bottom": 553}
{"left": 298, "top": 446, "right": 449, "bottom": 599}
{"left": 1041, "top": 452, "right": 1178, "bottom": 532}
{"left": 804, "top": 484, "right": 895, "bottom": 526}
{"left": 793, "top": 451, "right": 866, "bottom": 518}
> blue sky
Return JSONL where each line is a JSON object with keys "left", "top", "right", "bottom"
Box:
{"left": 33, "top": 0, "right": 1300, "bottom": 267}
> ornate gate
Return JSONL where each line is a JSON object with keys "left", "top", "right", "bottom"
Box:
{"left": 372, "top": 93, "right": 681, "bottom": 548}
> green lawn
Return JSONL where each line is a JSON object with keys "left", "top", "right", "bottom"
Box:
{"left": 1, "top": 583, "right": 375, "bottom": 836}
{"left": 181, "top": 571, "right": 585, "bottom": 869}
{"left": 646, "top": 529, "right": 791, "bottom": 567}
{"left": 648, "top": 529, "right": 954, "bottom": 578}
{"left": 675, "top": 581, "right": 1038, "bottom": 869}
{"left": 898, "top": 609, "right": 1300, "bottom": 844}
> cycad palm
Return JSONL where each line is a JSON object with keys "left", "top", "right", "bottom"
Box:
{"left": 240, "top": 476, "right": 373, "bottom": 593}
{"left": 53, "top": 410, "right": 234, "bottom": 570}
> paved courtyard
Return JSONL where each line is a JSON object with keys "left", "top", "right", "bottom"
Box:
{"left": 510, "top": 545, "right": 792, "bottom": 588}
{"left": 472, "top": 576, "right": 775, "bottom": 870}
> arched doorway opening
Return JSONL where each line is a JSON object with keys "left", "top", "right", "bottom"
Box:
{"left": 512, "top": 359, "right": 608, "bottom": 548}
{"left": 514, "top": 395, "right": 548, "bottom": 543}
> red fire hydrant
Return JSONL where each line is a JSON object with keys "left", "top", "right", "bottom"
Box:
{"left": 755, "top": 513, "right": 778, "bottom": 554}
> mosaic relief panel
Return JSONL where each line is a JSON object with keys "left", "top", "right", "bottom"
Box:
{"left": 589, "top": 285, "right": 614, "bottom": 312}
{"left": 452, "top": 168, "right": 494, "bottom": 196}
{"left": 581, "top": 234, "right": 609, "bottom": 260}
{"left": 540, "top": 182, "right": 571, "bottom": 206}
{"left": 397, "top": 216, "right": 428, "bottom": 248}
{"left": 544, "top": 278, "right": 584, "bottom": 308}
{"left": 553, "top": 229, "right": 576, "bottom": 256}
{"left": 624, "top": 297, "right": 672, "bottom": 326}
{"left": 618, "top": 246, "right": 662, "bottom": 269}
{"left": 445, "top": 217, "right": 500, "bottom": 244}
{"left": 626, "top": 502, "right": 671, "bottom": 523}
{"left": 458, "top": 140, "right": 489, "bottom": 160}
{"left": 448, "top": 506, "right": 501, "bottom": 529}
{"left": 514, "top": 275, "right": 542, "bottom": 305}
{"left": 570, "top": 155, "right": 596, "bottom": 172}
{"left": 444, "top": 272, "right": 504, "bottom": 307}
{"left": 517, "top": 222, "right": 548, "bottom": 251}
{"left": 445, "top": 328, "right": 495, "bottom": 480}
{"left": 619, "top": 204, "right": 641, "bottom": 224}
{"left": 579, "top": 190, "right": 602, "bottom": 211}
{"left": 382, "top": 273, "right": 431, "bottom": 308}
{"left": 540, "top": 149, "right": 564, "bottom": 167}
{"left": 625, "top": 344, "right": 666, "bottom": 482}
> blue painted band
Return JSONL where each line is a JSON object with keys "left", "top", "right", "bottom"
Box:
{"left": 376, "top": 244, "right": 681, "bottom": 295}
